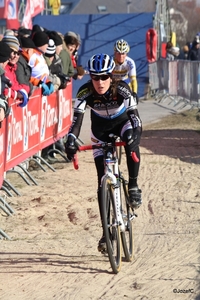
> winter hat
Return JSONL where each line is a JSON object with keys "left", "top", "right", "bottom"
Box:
{"left": 32, "top": 31, "right": 49, "bottom": 47}
{"left": 170, "top": 46, "right": 180, "bottom": 57}
{"left": 0, "top": 41, "right": 13, "bottom": 62}
{"left": 195, "top": 35, "right": 200, "bottom": 44}
{"left": 20, "top": 36, "right": 36, "bottom": 49}
{"left": 2, "top": 35, "right": 22, "bottom": 52}
{"left": 3, "top": 29, "right": 14, "bottom": 36}
{"left": 45, "top": 39, "right": 56, "bottom": 57}
{"left": 18, "top": 27, "right": 32, "bottom": 37}
{"left": 65, "top": 31, "right": 81, "bottom": 45}
{"left": 47, "top": 31, "right": 63, "bottom": 46}
{"left": 31, "top": 24, "right": 44, "bottom": 35}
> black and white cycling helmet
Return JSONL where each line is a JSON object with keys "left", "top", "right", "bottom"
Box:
{"left": 87, "top": 53, "right": 115, "bottom": 75}
{"left": 114, "top": 39, "right": 130, "bottom": 54}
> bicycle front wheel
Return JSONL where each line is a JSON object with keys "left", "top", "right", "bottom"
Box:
{"left": 101, "top": 175, "right": 122, "bottom": 274}
{"left": 120, "top": 176, "right": 134, "bottom": 262}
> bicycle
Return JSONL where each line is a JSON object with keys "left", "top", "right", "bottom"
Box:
{"left": 73, "top": 134, "right": 139, "bottom": 274}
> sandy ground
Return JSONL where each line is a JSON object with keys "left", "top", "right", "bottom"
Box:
{"left": 0, "top": 107, "right": 200, "bottom": 300}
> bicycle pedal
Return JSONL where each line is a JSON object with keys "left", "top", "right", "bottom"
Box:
{"left": 132, "top": 212, "right": 138, "bottom": 217}
{"left": 98, "top": 245, "right": 107, "bottom": 254}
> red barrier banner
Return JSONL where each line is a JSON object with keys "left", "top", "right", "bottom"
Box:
{"left": 0, "top": 120, "right": 6, "bottom": 188}
{"left": 5, "top": 88, "right": 41, "bottom": 170}
{"left": 39, "top": 82, "right": 72, "bottom": 149}
{"left": 4, "top": 83, "right": 72, "bottom": 172}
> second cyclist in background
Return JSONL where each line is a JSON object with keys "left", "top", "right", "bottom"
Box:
{"left": 112, "top": 39, "right": 138, "bottom": 103}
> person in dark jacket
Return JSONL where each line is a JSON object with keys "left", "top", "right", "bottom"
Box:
{"left": 44, "top": 39, "right": 69, "bottom": 91}
{"left": 64, "top": 31, "right": 85, "bottom": 80}
{"left": 16, "top": 36, "right": 35, "bottom": 96}
{"left": 188, "top": 36, "right": 200, "bottom": 61}
{"left": 58, "top": 32, "right": 75, "bottom": 78}
{"left": 43, "top": 38, "right": 69, "bottom": 162}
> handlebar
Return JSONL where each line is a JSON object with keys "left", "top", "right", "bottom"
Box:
{"left": 72, "top": 141, "right": 139, "bottom": 170}
{"left": 73, "top": 154, "right": 79, "bottom": 170}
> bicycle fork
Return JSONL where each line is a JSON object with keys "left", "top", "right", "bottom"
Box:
{"left": 108, "top": 172, "right": 125, "bottom": 232}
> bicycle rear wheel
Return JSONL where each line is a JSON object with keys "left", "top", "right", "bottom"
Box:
{"left": 120, "top": 175, "right": 134, "bottom": 262}
{"left": 101, "top": 175, "right": 122, "bottom": 274}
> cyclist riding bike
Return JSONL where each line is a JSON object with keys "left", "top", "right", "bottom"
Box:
{"left": 112, "top": 39, "right": 138, "bottom": 101}
{"left": 65, "top": 53, "right": 142, "bottom": 251}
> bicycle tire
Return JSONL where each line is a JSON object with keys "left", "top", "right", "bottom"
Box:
{"left": 120, "top": 175, "right": 134, "bottom": 262}
{"left": 101, "top": 175, "right": 122, "bottom": 274}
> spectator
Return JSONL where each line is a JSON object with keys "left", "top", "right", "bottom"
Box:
{"left": 169, "top": 47, "right": 180, "bottom": 60}
{"left": 47, "top": 30, "right": 63, "bottom": 56}
{"left": 31, "top": 31, "right": 50, "bottom": 81}
{"left": 188, "top": 35, "right": 200, "bottom": 61}
{"left": 47, "top": 30, "right": 71, "bottom": 86}
{"left": 178, "top": 45, "right": 189, "bottom": 60}
{"left": 11, "top": 29, "right": 18, "bottom": 37}
{"left": 44, "top": 39, "right": 68, "bottom": 91}
{"left": 3, "top": 29, "right": 15, "bottom": 36}
{"left": 18, "top": 27, "right": 32, "bottom": 38}
{"left": 58, "top": 33, "right": 76, "bottom": 78}
{"left": 30, "top": 31, "right": 54, "bottom": 96}
{"left": 165, "top": 41, "right": 180, "bottom": 61}
{"left": 30, "top": 24, "right": 45, "bottom": 39}
{"left": 183, "top": 45, "right": 189, "bottom": 59}
{"left": 2, "top": 35, "right": 29, "bottom": 107}
{"left": 43, "top": 38, "right": 69, "bottom": 162}
{"left": 16, "top": 36, "right": 36, "bottom": 96}
{"left": 64, "top": 32, "right": 85, "bottom": 80}
{"left": 17, "top": 35, "right": 53, "bottom": 96}
{"left": 0, "top": 41, "right": 13, "bottom": 123}
{"left": 165, "top": 41, "right": 173, "bottom": 60}
{"left": 64, "top": 31, "right": 81, "bottom": 66}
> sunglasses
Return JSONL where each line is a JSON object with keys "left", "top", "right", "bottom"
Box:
{"left": 13, "top": 51, "right": 20, "bottom": 56}
{"left": 90, "top": 74, "right": 111, "bottom": 81}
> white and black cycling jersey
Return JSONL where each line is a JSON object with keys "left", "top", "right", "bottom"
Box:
{"left": 68, "top": 80, "right": 142, "bottom": 138}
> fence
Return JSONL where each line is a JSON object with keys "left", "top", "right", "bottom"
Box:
{"left": 149, "top": 60, "right": 200, "bottom": 108}
{"left": 0, "top": 83, "right": 72, "bottom": 239}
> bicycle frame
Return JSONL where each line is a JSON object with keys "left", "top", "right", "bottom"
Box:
{"left": 101, "top": 142, "right": 125, "bottom": 232}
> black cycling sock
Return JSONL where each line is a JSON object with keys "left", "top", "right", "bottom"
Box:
{"left": 128, "top": 177, "right": 138, "bottom": 189}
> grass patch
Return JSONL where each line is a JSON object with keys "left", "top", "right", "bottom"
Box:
{"left": 144, "top": 108, "right": 200, "bottom": 131}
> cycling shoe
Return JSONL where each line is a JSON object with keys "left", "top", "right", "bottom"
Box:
{"left": 128, "top": 187, "right": 142, "bottom": 209}
{"left": 97, "top": 236, "right": 107, "bottom": 253}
